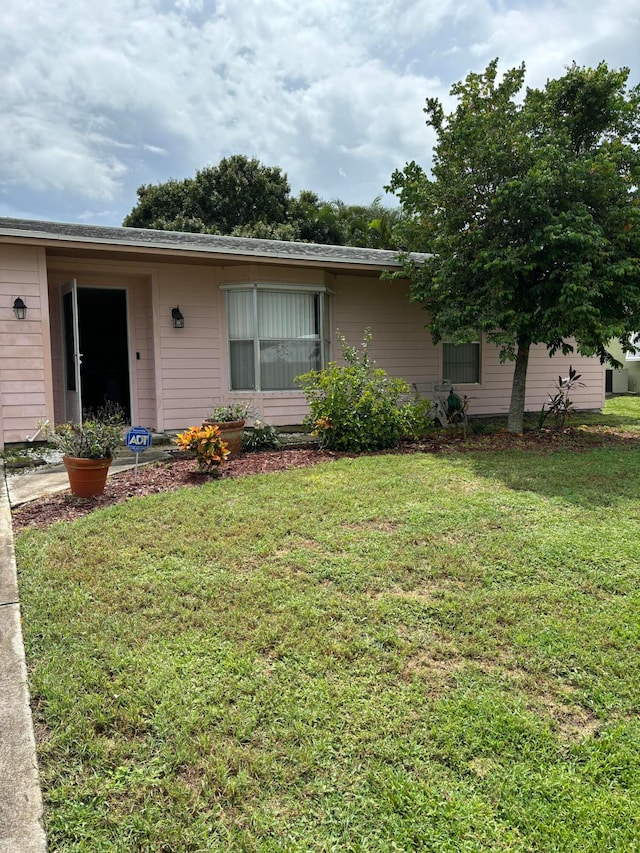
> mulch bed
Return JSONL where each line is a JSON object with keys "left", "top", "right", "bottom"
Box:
{"left": 11, "top": 449, "right": 344, "bottom": 531}
{"left": 11, "top": 427, "right": 640, "bottom": 532}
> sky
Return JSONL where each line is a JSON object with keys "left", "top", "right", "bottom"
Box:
{"left": 1, "top": 0, "right": 639, "bottom": 228}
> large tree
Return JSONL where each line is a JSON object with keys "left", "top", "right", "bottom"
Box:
{"left": 124, "top": 155, "right": 401, "bottom": 248}
{"left": 123, "top": 155, "right": 290, "bottom": 234}
{"left": 388, "top": 60, "right": 640, "bottom": 432}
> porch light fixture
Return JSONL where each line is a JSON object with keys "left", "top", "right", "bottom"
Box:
{"left": 13, "top": 297, "right": 27, "bottom": 320}
{"left": 171, "top": 306, "right": 185, "bottom": 328}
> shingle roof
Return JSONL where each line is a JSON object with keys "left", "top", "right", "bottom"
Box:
{"left": 0, "top": 217, "right": 427, "bottom": 269}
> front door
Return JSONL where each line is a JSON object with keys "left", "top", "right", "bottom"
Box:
{"left": 60, "top": 284, "right": 132, "bottom": 422}
{"left": 61, "top": 280, "right": 82, "bottom": 422}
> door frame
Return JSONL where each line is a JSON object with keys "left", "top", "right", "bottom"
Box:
{"left": 60, "top": 282, "right": 133, "bottom": 423}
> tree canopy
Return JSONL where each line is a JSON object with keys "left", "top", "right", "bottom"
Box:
{"left": 123, "top": 155, "right": 400, "bottom": 249}
{"left": 388, "top": 60, "right": 640, "bottom": 431}
{"left": 123, "top": 155, "right": 290, "bottom": 235}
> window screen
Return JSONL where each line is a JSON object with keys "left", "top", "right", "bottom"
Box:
{"left": 443, "top": 341, "right": 480, "bottom": 384}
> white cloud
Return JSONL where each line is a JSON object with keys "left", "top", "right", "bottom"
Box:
{"left": 143, "top": 144, "right": 169, "bottom": 155}
{"left": 0, "top": 0, "right": 637, "bottom": 223}
{"left": 174, "top": 0, "right": 204, "bottom": 13}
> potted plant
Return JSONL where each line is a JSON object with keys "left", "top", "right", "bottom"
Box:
{"left": 203, "top": 401, "right": 254, "bottom": 458}
{"left": 46, "top": 406, "right": 125, "bottom": 498}
{"left": 173, "top": 424, "right": 230, "bottom": 474}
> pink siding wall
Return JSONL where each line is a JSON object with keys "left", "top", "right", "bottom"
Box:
{"left": 155, "top": 263, "right": 603, "bottom": 427}
{"left": 0, "top": 245, "right": 53, "bottom": 447}
{"left": 332, "top": 274, "right": 438, "bottom": 382}
{"left": 155, "top": 262, "right": 224, "bottom": 430}
{"left": 155, "top": 262, "right": 326, "bottom": 429}
{"left": 48, "top": 282, "right": 62, "bottom": 424}
{"left": 331, "top": 273, "right": 604, "bottom": 415}
{"left": 129, "top": 277, "right": 156, "bottom": 428}
{"left": 473, "top": 342, "right": 604, "bottom": 415}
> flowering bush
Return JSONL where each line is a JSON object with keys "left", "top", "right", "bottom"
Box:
{"left": 296, "top": 330, "right": 415, "bottom": 452}
{"left": 174, "top": 424, "right": 230, "bottom": 473}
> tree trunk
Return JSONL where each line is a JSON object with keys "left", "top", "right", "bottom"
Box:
{"left": 506, "top": 338, "right": 531, "bottom": 433}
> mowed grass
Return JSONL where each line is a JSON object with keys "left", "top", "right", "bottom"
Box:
{"left": 16, "top": 408, "right": 640, "bottom": 851}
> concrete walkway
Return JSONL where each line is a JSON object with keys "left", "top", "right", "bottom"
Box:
{"left": 6, "top": 448, "right": 172, "bottom": 508}
{"left": 0, "top": 449, "right": 170, "bottom": 852}
{"left": 0, "top": 461, "right": 47, "bottom": 852}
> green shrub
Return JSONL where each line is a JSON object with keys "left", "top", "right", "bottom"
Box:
{"left": 403, "top": 395, "right": 438, "bottom": 437}
{"left": 296, "top": 330, "right": 415, "bottom": 452}
{"left": 469, "top": 418, "right": 490, "bottom": 435}
{"left": 242, "top": 421, "right": 282, "bottom": 452}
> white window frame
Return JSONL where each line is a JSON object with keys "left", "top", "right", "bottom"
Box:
{"left": 221, "top": 282, "right": 332, "bottom": 391}
{"left": 442, "top": 337, "right": 481, "bottom": 385}
{"left": 625, "top": 333, "right": 640, "bottom": 361}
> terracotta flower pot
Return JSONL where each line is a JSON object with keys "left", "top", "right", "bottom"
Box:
{"left": 63, "top": 456, "right": 113, "bottom": 498}
{"left": 202, "top": 419, "right": 245, "bottom": 459}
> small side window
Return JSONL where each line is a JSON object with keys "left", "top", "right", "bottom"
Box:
{"left": 442, "top": 340, "right": 480, "bottom": 384}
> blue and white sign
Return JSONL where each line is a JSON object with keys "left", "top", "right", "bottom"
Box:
{"left": 126, "top": 426, "right": 153, "bottom": 453}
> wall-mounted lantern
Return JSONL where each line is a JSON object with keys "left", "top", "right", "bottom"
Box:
{"left": 13, "top": 297, "right": 27, "bottom": 320}
{"left": 171, "top": 306, "right": 185, "bottom": 328}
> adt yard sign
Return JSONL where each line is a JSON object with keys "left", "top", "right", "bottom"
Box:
{"left": 126, "top": 426, "right": 152, "bottom": 453}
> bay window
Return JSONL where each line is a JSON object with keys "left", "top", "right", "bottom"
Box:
{"left": 225, "top": 284, "right": 330, "bottom": 391}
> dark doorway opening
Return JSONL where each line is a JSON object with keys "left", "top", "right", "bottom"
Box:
{"left": 78, "top": 288, "right": 131, "bottom": 421}
{"left": 605, "top": 369, "right": 613, "bottom": 394}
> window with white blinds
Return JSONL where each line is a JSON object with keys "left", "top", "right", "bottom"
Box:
{"left": 442, "top": 339, "right": 480, "bottom": 384}
{"left": 227, "top": 287, "right": 329, "bottom": 390}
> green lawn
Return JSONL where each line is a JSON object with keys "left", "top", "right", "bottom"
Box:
{"left": 16, "top": 402, "right": 640, "bottom": 851}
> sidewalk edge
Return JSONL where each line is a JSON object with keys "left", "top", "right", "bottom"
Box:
{"left": 0, "top": 461, "right": 47, "bottom": 852}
